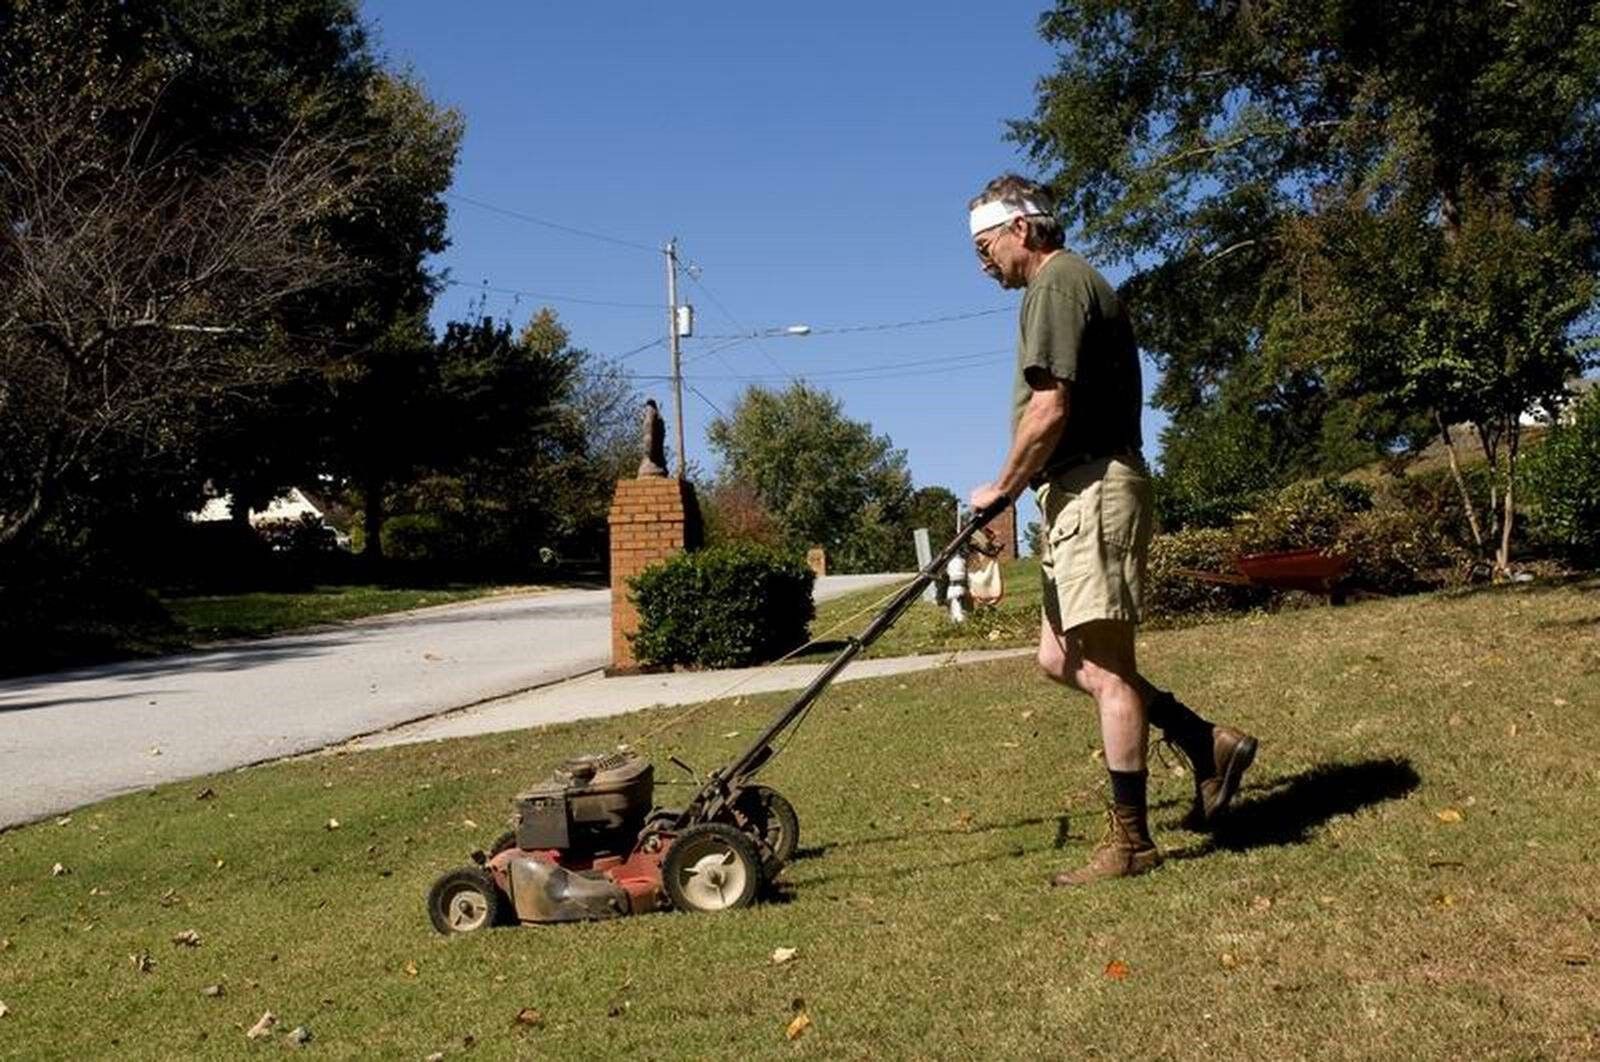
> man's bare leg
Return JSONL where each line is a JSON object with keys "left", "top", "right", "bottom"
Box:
{"left": 1037, "top": 615, "right": 1258, "bottom": 830}
{"left": 1037, "top": 617, "right": 1161, "bottom": 885}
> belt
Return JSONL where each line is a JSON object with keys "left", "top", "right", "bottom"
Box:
{"left": 1030, "top": 449, "right": 1140, "bottom": 489}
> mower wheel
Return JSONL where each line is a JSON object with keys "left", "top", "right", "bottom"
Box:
{"left": 728, "top": 785, "right": 800, "bottom": 872}
{"left": 426, "top": 867, "right": 503, "bottom": 935}
{"left": 662, "top": 823, "right": 763, "bottom": 914}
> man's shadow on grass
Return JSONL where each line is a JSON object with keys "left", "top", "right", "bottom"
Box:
{"left": 1162, "top": 756, "right": 1420, "bottom": 858}
{"left": 782, "top": 757, "right": 1419, "bottom": 888}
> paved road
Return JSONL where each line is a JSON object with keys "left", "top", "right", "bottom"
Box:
{"left": 0, "top": 574, "right": 909, "bottom": 828}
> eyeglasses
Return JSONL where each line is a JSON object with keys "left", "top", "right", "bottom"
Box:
{"left": 973, "top": 223, "right": 1014, "bottom": 263}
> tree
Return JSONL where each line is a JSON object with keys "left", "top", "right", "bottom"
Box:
{"left": 904, "top": 486, "right": 959, "bottom": 551}
{"left": 0, "top": 70, "right": 353, "bottom": 552}
{"left": 1015, "top": 0, "right": 1600, "bottom": 564}
{"left": 0, "top": 0, "right": 462, "bottom": 563}
{"left": 707, "top": 383, "right": 913, "bottom": 573}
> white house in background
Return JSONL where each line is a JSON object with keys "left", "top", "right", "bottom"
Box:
{"left": 189, "top": 488, "right": 351, "bottom": 548}
{"left": 1521, "top": 375, "right": 1598, "bottom": 427}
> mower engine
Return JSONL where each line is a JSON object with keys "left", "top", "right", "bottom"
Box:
{"left": 426, "top": 748, "right": 799, "bottom": 933}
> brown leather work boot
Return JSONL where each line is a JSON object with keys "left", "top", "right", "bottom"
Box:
{"left": 1177, "top": 725, "right": 1258, "bottom": 830}
{"left": 1050, "top": 803, "right": 1161, "bottom": 887}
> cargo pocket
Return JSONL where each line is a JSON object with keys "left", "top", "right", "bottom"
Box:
{"left": 1045, "top": 494, "right": 1090, "bottom": 580}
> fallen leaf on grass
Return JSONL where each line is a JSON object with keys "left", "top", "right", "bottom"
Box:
{"left": 0, "top": 1001, "right": 8, "bottom": 1018}
{"left": 1559, "top": 949, "right": 1590, "bottom": 966}
{"left": 195, "top": 787, "right": 216, "bottom": 801}
{"left": 1220, "top": 953, "right": 1238, "bottom": 969}
{"left": 201, "top": 984, "right": 225, "bottom": 998}
{"left": 1250, "top": 895, "right": 1273, "bottom": 913}
{"left": 721, "top": 731, "right": 741, "bottom": 739}
{"left": 403, "top": 960, "right": 419, "bottom": 977}
{"left": 426, "top": 1054, "right": 445, "bottom": 1062}
{"left": 1553, "top": 697, "right": 1569, "bottom": 707}
{"left": 462, "top": 819, "right": 478, "bottom": 830}
{"left": 159, "top": 889, "right": 181, "bottom": 908}
{"left": 1435, "top": 808, "right": 1463, "bottom": 824}
{"left": 56, "top": 816, "right": 71, "bottom": 826}
{"left": 129, "top": 951, "right": 153, "bottom": 973}
{"left": 287, "top": 1026, "right": 311, "bottom": 1046}
{"left": 148, "top": 746, "right": 162, "bottom": 756}
{"left": 998, "top": 741, "right": 1020, "bottom": 749}
{"left": 1433, "top": 893, "right": 1457, "bottom": 908}
{"left": 0, "top": 938, "right": 9, "bottom": 951}
{"left": 1104, "top": 960, "right": 1130, "bottom": 981}
{"left": 50, "top": 862, "right": 68, "bottom": 877}
{"left": 171, "top": 929, "right": 202, "bottom": 947}
{"left": 771, "top": 947, "right": 798, "bottom": 965}
{"left": 246, "top": 1011, "right": 276, "bottom": 1040}
{"left": 954, "top": 811, "right": 975, "bottom": 829}
{"left": 786, "top": 1012, "right": 812, "bottom": 1040}
{"left": 325, "top": 818, "right": 341, "bottom": 831}
{"left": 513, "top": 1007, "right": 544, "bottom": 1028}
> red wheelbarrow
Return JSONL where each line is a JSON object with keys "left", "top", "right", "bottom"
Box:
{"left": 1176, "top": 548, "right": 1352, "bottom": 604}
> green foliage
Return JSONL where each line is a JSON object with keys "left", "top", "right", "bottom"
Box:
{"left": 1523, "top": 389, "right": 1600, "bottom": 562}
{"left": 707, "top": 384, "right": 913, "bottom": 573}
{"left": 1334, "top": 505, "right": 1472, "bottom": 596}
{"left": 379, "top": 513, "right": 458, "bottom": 568}
{"left": 630, "top": 544, "right": 815, "bottom": 669}
{"left": 1016, "top": 0, "right": 1600, "bottom": 519}
{"left": 1237, "top": 479, "right": 1373, "bottom": 553}
{"left": 1145, "top": 528, "right": 1269, "bottom": 623}
{"left": 904, "top": 486, "right": 959, "bottom": 551}
{"left": 1153, "top": 403, "right": 1279, "bottom": 530}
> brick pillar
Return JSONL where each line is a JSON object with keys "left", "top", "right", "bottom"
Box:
{"left": 805, "top": 547, "right": 827, "bottom": 578}
{"left": 608, "top": 478, "right": 701, "bottom": 674}
{"left": 989, "top": 505, "right": 1018, "bottom": 561}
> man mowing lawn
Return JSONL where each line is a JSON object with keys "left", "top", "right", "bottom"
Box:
{"left": 966, "top": 174, "right": 1258, "bottom": 886}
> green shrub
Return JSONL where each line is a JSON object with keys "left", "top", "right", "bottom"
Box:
{"left": 631, "top": 543, "right": 815, "bottom": 668}
{"left": 1523, "top": 389, "right": 1600, "bottom": 563}
{"left": 1237, "top": 478, "right": 1373, "bottom": 553}
{"left": 1145, "top": 527, "right": 1271, "bottom": 622}
{"left": 380, "top": 513, "right": 462, "bottom": 567}
{"left": 1335, "top": 504, "right": 1472, "bottom": 594}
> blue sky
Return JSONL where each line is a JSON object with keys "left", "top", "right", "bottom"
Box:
{"left": 360, "top": 2, "right": 1167, "bottom": 535}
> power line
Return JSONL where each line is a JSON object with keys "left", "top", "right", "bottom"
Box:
{"left": 443, "top": 278, "right": 657, "bottom": 310}
{"left": 691, "top": 305, "right": 1013, "bottom": 340}
{"left": 685, "top": 382, "right": 728, "bottom": 419}
{"left": 630, "top": 347, "right": 1011, "bottom": 384}
{"left": 444, "top": 192, "right": 659, "bottom": 254}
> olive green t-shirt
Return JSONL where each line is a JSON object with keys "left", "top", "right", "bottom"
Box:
{"left": 1010, "top": 252, "right": 1143, "bottom": 477}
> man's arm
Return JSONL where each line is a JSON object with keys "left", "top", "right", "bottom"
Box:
{"left": 971, "top": 372, "right": 1070, "bottom": 510}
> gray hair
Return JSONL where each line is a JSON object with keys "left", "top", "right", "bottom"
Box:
{"left": 968, "top": 173, "right": 1065, "bottom": 251}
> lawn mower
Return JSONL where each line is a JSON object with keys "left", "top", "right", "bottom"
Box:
{"left": 426, "top": 498, "right": 1009, "bottom": 933}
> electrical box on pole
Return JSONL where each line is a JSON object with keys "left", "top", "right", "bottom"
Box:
{"left": 675, "top": 304, "right": 694, "bottom": 338}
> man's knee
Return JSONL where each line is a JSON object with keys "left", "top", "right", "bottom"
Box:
{"left": 1036, "top": 620, "right": 1079, "bottom": 688}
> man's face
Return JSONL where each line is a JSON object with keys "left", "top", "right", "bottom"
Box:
{"left": 973, "top": 218, "right": 1025, "bottom": 288}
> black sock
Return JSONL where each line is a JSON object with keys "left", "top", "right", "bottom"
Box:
{"left": 1108, "top": 769, "right": 1147, "bottom": 808}
{"left": 1146, "top": 690, "right": 1212, "bottom": 747}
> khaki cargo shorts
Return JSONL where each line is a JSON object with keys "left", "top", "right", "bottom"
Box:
{"left": 1036, "top": 455, "right": 1154, "bottom": 632}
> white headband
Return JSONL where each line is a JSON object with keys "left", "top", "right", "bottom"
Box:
{"left": 969, "top": 198, "right": 1050, "bottom": 237}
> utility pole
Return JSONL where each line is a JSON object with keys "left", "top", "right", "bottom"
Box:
{"left": 664, "top": 238, "right": 687, "bottom": 480}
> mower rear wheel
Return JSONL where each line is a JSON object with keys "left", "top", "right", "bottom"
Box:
{"left": 427, "top": 867, "right": 502, "bottom": 935}
{"left": 727, "top": 785, "right": 800, "bottom": 872}
{"left": 662, "top": 823, "right": 762, "bottom": 914}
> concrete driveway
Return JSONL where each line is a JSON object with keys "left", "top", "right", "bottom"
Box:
{"left": 0, "top": 573, "right": 909, "bottom": 829}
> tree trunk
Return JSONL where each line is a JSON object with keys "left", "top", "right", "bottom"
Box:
{"left": 361, "top": 475, "right": 385, "bottom": 570}
{"left": 1497, "top": 423, "right": 1521, "bottom": 574}
{"left": 1435, "top": 410, "right": 1485, "bottom": 551}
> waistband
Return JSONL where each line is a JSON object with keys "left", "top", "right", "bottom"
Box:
{"left": 1030, "top": 449, "right": 1142, "bottom": 489}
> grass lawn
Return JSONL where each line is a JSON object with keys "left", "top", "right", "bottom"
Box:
{"left": 2, "top": 579, "right": 1597, "bottom": 1058}
{"left": 163, "top": 584, "right": 543, "bottom": 643}
{"left": 802, "top": 557, "right": 1046, "bottom": 660}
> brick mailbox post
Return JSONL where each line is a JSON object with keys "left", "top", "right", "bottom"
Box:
{"left": 988, "top": 504, "right": 1018, "bottom": 561}
{"left": 607, "top": 477, "right": 701, "bottom": 673}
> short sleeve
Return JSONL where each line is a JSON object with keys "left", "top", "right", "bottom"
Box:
{"left": 1018, "top": 278, "right": 1090, "bottom": 386}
